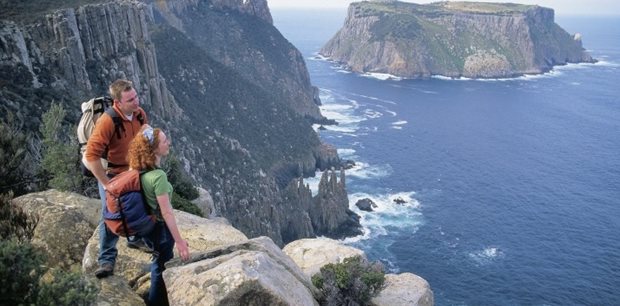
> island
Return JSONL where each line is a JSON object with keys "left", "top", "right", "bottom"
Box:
{"left": 321, "top": 0, "right": 596, "bottom": 79}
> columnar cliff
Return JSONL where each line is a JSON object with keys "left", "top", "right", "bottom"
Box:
{"left": 321, "top": 1, "right": 595, "bottom": 79}
{"left": 0, "top": 0, "right": 360, "bottom": 245}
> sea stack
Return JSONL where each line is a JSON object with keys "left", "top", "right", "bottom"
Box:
{"left": 321, "top": 1, "right": 595, "bottom": 79}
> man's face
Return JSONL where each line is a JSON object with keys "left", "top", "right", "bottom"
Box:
{"left": 117, "top": 88, "right": 139, "bottom": 115}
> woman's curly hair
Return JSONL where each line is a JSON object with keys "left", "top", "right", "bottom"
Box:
{"left": 128, "top": 125, "right": 161, "bottom": 171}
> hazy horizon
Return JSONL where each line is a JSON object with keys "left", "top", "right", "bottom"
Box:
{"left": 267, "top": 0, "right": 620, "bottom": 16}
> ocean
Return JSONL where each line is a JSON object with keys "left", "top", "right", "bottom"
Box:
{"left": 272, "top": 10, "right": 620, "bottom": 305}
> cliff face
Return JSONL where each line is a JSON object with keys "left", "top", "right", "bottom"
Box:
{"left": 153, "top": 0, "right": 322, "bottom": 118}
{"left": 321, "top": 1, "right": 595, "bottom": 79}
{"left": 0, "top": 0, "right": 358, "bottom": 246}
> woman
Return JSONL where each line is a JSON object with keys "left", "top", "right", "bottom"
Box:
{"left": 127, "top": 125, "right": 190, "bottom": 306}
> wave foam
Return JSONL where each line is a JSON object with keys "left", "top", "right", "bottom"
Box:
{"left": 593, "top": 60, "right": 619, "bottom": 67}
{"left": 346, "top": 161, "right": 392, "bottom": 179}
{"left": 432, "top": 61, "right": 605, "bottom": 82}
{"left": 309, "top": 54, "right": 329, "bottom": 61}
{"left": 364, "top": 109, "right": 383, "bottom": 119}
{"left": 468, "top": 246, "right": 504, "bottom": 265}
{"left": 345, "top": 191, "right": 423, "bottom": 242}
{"left": 337, "top": 148, "right": 357, "bottom": 158}
{"left": 362, "top": 72, "right": 403, "bottom": 81}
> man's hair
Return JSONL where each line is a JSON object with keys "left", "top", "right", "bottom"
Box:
{"left": 128, "top": 125, "right": 162, "bottom": 171}
{"left": 109, "top": 79, "right": 134, "bottom": 101}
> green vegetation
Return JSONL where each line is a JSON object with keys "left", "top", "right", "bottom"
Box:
{"left": 0, "top": 120, "right": 35, "bottom": 196}
{"left": 163, "top": 153, "right": 199, "bottom": 201}
{"left": 36, "top": 268, "right": 98, "bottom": 306}
{"left": 437, "top": 1, "right": 533, "bottom": 14}
{"left": 0, "top": 239, "right": 45, "bottom": 305}
{"left": 354, "top": 1, "right": 534, "bottom": 17}
{"left": 312, "top": 256, "right": 385, "bottom": 306}
{"left": 160, "top": 152, "right": 203, "bottom": 216}
{"left": 0, "top": 193, "right": 98, "bottom": 305}
{"left": 0, "top": 192, "right": 37, "bottom": 242}
{"left": 40, "top": 103, "right": 83, "bottom": 192}
{"left": 171, "top": 192, "right": 203, "bottom": 217}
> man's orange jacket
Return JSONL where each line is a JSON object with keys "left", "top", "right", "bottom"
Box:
{"left": 85, "top": 104, "right": 147, "bottom": 175}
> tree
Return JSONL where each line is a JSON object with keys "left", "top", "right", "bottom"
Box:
{"left": 0, "top": 120, "right": 35, "bottom": 195}
{"left": 40, "top": 103, "right": 82, "bottom": 191}
{"left": 163, "top": 153, "right": 199, "bottom": 200}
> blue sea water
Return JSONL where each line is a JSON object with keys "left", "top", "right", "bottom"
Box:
{"left": 272, "top": 10, "right": 620, "bottom": 305}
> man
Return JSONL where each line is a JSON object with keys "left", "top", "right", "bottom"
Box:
{"left": 85, "top": 79, "right": 148, "bottom": 278}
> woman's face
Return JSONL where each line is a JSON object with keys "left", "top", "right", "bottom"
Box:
{"left": 156, "top": 131, "right": 171, "bottom": 157}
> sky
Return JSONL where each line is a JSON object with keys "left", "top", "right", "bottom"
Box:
{"left": 266, "top": 0, "right": 620, "bottom": 16}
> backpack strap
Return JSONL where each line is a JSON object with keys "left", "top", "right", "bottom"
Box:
{"left": 105, "top": 107, "right": 125, "bottom": 141}
{"left": 137, "top": 111, "right": 145, "bottom": 126}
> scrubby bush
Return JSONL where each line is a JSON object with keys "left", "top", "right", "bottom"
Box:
{"left": 312, "top": 256, "right": 385, "bottom": 306}
{"left": 0, "top": 192, "right": 37, "bottom": 242}
{"left": 0, "top": 239, "right": 45, "bottom": 305}
{"left": 163, "top": 153, "right": 199, "bottom": 200}
{"left": 0, "top": 193, "right": 98, "bottom": 305}
{"left": 0, "top": 120, "right": 36, "bottom": 196}
{"left": 37, "top": 268, "right": 98, "bottom": 306}
{"left": 171, "top": 191, "right": 203, "bottom": 217}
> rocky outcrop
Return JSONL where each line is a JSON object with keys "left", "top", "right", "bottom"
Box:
{"left": 356, "top": 198, "right": 378, "bottom": 211}
{"left": 311, "top": 169, "right": 363, "bottom": 238}
{"left": 12, "top": 190, "right": 100, "bottom": 269}
{"left": 283, "top": 237, "right": 435, "bottom": 306}
{"left": 92, "top": 275, "right": 146, "bottom": 305}
{"left": 164, "top": 237, "right": 320, "bottom": 305}
{"left": 82, "top": 211, "right": 249, "bottom": 283}
{"left": 13, "top": 190, "right": 431, "bottom": 305}
{"left": 279, "top": 168, "right": 363, "bottom": 244}
{"left": 191, "top": 186, "right": 215, "bottom": 217}
{"left": 1, "top": 0, "right": 352, "bottom": 246}
{"left": 321, "top": 1, "right": 595, "bottom": 79}
{"left": 372, "top": 273, "right": 434, "bottom": 306}
{"left": 283, "top": 238, "right": 365, "bottom": 277}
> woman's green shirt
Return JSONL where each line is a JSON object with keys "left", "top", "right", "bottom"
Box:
{"left": 140, "top": 169, "right": 173, "bottom": 220}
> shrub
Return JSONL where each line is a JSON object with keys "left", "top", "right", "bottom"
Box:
{"left": 37, "top": 268, "right": 98, "bottom": 306}
{"left": 171, "top": 191, "right": 203, "bottom": 217}
{"left": 0, "top": 193, "right": 98, "bottom": 305}
{"left": 0, "top": 120, "right": 35, "bottom": 195}
{"left": 163, "top": 153, "right": 199, "bottom": 200}
{"left": 0, "top": 239, "right": 45, "bottom": 305}
{"left": 0, "top": 191, "right": 38, "bottom": 242}
{"left": 311, "top": 256, "right": 385, "bottom": 306}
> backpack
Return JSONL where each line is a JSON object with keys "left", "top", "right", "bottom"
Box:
{"left": 103, "top": 170, "right": 156, "bottom": 237}
{"left": 77, "top": 96, "right": 144, "bottom": 177}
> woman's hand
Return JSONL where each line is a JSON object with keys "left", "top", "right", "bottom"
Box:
{"left": 176, "top": 239, "right": 190, "bottom": 261}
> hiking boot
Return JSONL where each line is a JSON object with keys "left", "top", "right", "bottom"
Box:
{"left": 95, "top": 263, "right": 114, "bottom": 279}
{"left": 127, "top": 237, "right": 154, "bottom": 253}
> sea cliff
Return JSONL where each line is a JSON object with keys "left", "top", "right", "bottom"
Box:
{"left": 321, "top": 1, "right": 595, "bottom": 79}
